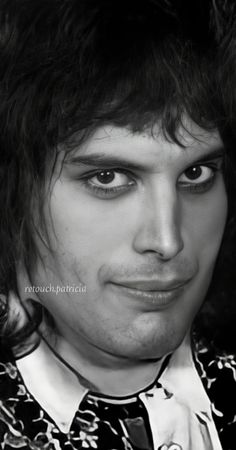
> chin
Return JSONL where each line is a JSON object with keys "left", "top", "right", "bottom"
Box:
{"left": 116, "top": 330, "right": 186, "bottom": 361}
{"left": 132, "top": 319, "right": 190, "bottom": 360}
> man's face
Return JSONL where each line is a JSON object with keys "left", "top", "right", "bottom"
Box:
{"left": 30, "top": 120, "right": 227, "bottom": 360}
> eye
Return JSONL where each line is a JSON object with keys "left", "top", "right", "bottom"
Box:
{"left": 79, "top": 168, "right": 136, "bottom": 198}
{"left": 88, "top": 170, "right": 133, "bottom": 188}
{"left": 178, "top": 165, "right": 215, "bottom": 186}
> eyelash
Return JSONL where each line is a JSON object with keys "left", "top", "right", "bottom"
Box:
{"left": 78, "top": 163, "right": 222, "bottom": 198}
{"left": 79, "top": 169, "right": 135, "bottom": 198}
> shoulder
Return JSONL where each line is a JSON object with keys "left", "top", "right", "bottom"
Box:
{"left": 193, "top": 338, "right": 236, "bottom": 447}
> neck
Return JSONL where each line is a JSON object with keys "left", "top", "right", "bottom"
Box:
{"left": 43, "top": 323, "right": 165, "bottom": 397}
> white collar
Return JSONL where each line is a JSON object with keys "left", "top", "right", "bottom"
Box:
{"left": 16, "top": 340, "right": 88, "bottom": 433}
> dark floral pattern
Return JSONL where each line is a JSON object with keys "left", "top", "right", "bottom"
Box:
{"left": 194, "top": 341, "right": 236, "bottom": 450}
{"left": 0, "top": 341, "right": 235, "bottom": 450}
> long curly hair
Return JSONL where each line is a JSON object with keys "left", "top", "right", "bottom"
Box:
{"left": 0, "top": 0, "right": 236, "bottom": 354}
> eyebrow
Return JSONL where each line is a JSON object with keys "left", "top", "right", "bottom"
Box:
{"left": 65, "top": 153, "right": 145, "bottom": 171}
{"left": 191, "top": 148, "right": 224, "bottom": 163}
{"left": 66, "top": 147, "right": 224, "bottom": 170}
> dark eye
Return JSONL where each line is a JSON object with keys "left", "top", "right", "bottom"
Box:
{"left": 95, "top": 170, "right": 116, "bottom": 184}
{"left": 178, "top": 165, "right": 214, "bottom": 185}
{"left": 88, "top": 170, "right": 133, "bottom": 188}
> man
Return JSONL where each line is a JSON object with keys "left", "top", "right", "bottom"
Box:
{"left": 0, "top": 0, "right": 235, "bottom": 449}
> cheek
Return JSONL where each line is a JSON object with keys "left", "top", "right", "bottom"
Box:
{"left": 48, "top": 182, "right": 134, "bottom": 258}
{"left": 202, "top": 192, "right": 227, "bottom": 242}
{"left": 185, "top": 184, "right": 227, "bottom": 263}
{"left": 43, "top": 193, "right": 128, "bottom": 288}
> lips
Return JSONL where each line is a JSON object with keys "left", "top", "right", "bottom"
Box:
{"left": 111, "top": 278, "right": 190, "bottom": 292}
{"left": 109, "top": 277, "right": 191, "bottom": 309}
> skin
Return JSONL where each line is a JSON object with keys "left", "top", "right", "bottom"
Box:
{"left": 20, "top": 119, "right": 228, "bottom": 395}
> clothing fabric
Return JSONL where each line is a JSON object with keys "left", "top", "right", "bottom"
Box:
{"left": 0, "top": 338, "right": 235, "bottom": 450}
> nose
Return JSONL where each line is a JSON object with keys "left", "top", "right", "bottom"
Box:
{"left": 132, "top": 181, "right": 184, "bottom": 260}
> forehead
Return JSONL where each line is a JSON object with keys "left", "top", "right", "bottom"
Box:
{"left": 83, "top": 123, "right": 221, "bottom": 150}
{"left": 63, "top": 119, "right": 223, "bottom": 172}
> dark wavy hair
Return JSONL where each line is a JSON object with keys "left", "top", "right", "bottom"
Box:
{"left": 0, "top": 0, "right": 236, "bottom": 354}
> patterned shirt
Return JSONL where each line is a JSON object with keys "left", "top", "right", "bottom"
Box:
{"left": 0, "top": 338, "right": 235, "bottom": 450}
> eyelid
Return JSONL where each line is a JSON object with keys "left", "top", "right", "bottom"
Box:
{"left": 184, "top": 156, "right": 224, "bottom": 170}
{"left": 78, "top": 167, "right": 135, "bottom": 179}
{"left": 179, "top": 159, "right": 223, "bottom": 179}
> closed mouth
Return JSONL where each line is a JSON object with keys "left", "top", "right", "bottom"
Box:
{"left": 110, "top": 278, "right": 190, "bottom": 292}
{"left": 109, "top": 278, "right": 191, "bottom": 308}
